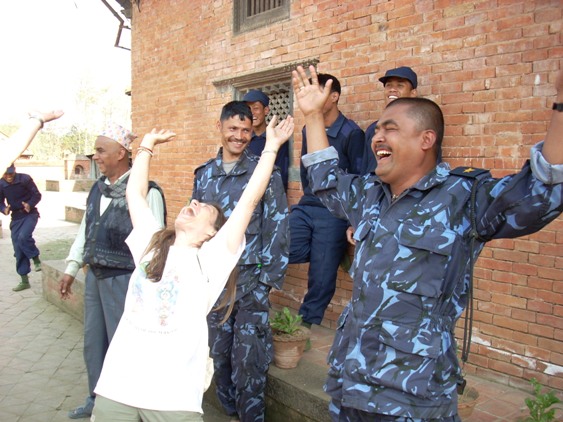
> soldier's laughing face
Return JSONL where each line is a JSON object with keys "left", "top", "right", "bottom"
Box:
{"left": 373, "top": 103, "right": 430, "bottom": 195}
{"left": 217, "top": 116, "right": 253, "bottom": 161}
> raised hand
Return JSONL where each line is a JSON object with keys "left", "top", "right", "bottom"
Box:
{"left": 265, "top": 115, "right": 294, "bottom": 151}
{"left": 27, "top": 109, "right": 64, "bottom": 124}
{"left": 140, "top": 128, "right": 176, "bottom": 149}
{"left": 292, "top": 65, "right": 332, "bottom": 117}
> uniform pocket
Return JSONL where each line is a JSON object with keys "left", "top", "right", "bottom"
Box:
{"left": 242, "top": 211, "right": 262, "bottom": 264}
{"left": 367, "top": 320, "right": 457, "bottom": 399}
{"left": 235, "top": 321, "right": 273, "bottom": 375}
{"left": 390, "top": 221, "right": 457, "bottom": 298}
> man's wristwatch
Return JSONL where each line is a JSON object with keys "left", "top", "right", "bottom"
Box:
{"left": 552, "top": 102, "right": 563, "bottom": 112}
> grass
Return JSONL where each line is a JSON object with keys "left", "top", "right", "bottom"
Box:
{"left": 38, "top": 238, "right": 74, "bottom": 261}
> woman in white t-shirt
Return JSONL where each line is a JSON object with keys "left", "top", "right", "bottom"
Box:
{"left": 91, "top": 114, "right": 294, "bottom": 422}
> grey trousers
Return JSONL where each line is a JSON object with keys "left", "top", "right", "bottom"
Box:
{"left": 83, "top": 270, "right": 130, "bottom": 400}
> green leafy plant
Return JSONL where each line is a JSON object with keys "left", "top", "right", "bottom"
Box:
{"left": 271, "top": 307, "right": 303, "bottom": 335}
{"left": 523, "top": 378, "right": 561, "bottom": 422}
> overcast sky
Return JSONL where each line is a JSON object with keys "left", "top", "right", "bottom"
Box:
{"left": 0, "top": 0, "right": 131, "bottom": 126}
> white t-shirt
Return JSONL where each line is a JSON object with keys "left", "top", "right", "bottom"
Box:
{"left": 94, "top": 207, "right": 244, "bottom": 413}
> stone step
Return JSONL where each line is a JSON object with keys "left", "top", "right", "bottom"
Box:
{"left": 65, "top": 205, "right": 86, "bottom": 224}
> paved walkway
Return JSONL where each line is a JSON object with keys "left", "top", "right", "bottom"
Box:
{"left": 0, "top": 189, "right": 542, "bottom": 421}
{"left": 0, "top": 191, "right": 87, "bottom": 421}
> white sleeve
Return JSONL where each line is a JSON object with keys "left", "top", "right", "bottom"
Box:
{"left": 198, "top": 227, "right": 245, "bottom": 312}
{"left": 125, "top": 207, "right": 162, "bottom": 265}
{"left": 147, "top": 187, "right": 165, "bottom": 228}
{"left": 64, "top": 214, "right": 86, "bottom": 277}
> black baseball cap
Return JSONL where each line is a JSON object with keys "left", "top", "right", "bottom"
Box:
{"left": 242, "top": 90, "right": 270, "bottom": 107}
{"left": 379, "top": 66, "right": 418, "bottom": 89}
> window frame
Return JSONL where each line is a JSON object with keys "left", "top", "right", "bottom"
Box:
{"left": 233, "top": 0, "right": 290, "bottom": 34}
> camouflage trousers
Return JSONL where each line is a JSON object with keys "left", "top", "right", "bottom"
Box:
{"left": 330, "top": 400, "right": 462, "bottom": 422}
{"left": 208, "top": 282, "right": 273, "bottom": 422}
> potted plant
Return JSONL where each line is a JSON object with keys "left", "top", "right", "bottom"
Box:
{"left": 270, "top": 307, "right": 311, "bottom": 369}
{"left": 457, "top": 384, "right": 480, "bottom": 419}
{"left": 522, "top": 378, "right": 561, "bottom": 422}
{"left": 455, "top": 347, "right": 480, "bottom": 419}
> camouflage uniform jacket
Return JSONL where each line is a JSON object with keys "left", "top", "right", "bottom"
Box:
{"left": 192, "top": 148, "right": 289, "bottom": 297}
{"left": 302, "top": 143, "right": 563, "bottom": 419}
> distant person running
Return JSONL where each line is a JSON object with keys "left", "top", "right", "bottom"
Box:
{"left": 0, "top": 164, "right": 42, "bottom": 291}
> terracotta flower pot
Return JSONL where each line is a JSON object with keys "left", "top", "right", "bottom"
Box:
{"left": 458, "top": 386, "right": 479, "bottom": 419}
{"left": 272, "top": 326, "right": 310, "bottom": 369}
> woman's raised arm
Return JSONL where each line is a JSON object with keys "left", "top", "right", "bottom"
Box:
{"left": 126, "top": 129, "right": 176, "bottom": 228}
{"left": 225, "top": 115, "right": 294, "bottom": 253}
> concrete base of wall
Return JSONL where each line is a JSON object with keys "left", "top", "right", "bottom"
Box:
{"left": 65, "top": 206, "right": 86, "bottom": 224}
{"left": 41, "top": 260, "right": 330, "bottom": 422}
{"left": 42, "top": 259, "right": 84, "bottom": 322}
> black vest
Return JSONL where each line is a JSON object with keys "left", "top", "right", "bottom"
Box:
{"left": 83, "top": 175, "right": 166, "bottom": 279}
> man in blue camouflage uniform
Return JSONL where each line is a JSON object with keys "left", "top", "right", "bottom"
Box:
{"left": 243, "top": 89, "right": 290, "bottom": 191}
{"left": 292, "top": 66, "right": 563, "bottom": 421}
{"left": 192, "top": 101, "right": 289, "bottom": 422}
{"left": 290, "top": 73, "right": 364, "bottom": 330}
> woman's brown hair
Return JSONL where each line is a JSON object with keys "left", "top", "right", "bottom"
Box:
{"left": 213, "top": 266, "right": 239, "bottom": 324}
{"left": 142, "top": 203, "right": 237, "bottom": 322}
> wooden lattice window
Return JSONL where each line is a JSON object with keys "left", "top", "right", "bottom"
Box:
{"left": 212, "top": 59, "right": 320, "bottom": 183}
{"left": 234, "top": 0, "right": 290, "bottom": 34}
{"left": 238, "top": 83, "right": 294, "bottom": 178}
{"left": 240, "top": 83, "right": 292, "bottom": 122}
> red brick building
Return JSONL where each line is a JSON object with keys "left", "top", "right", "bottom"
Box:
{"left": 119, "top": 0, "right": 562, "bottom": 392}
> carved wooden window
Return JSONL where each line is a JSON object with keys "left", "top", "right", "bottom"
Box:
{"left": 234, "top": 0, "right": 289, "bottom": 34}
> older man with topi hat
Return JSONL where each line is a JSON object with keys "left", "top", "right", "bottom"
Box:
{"left": 59, "top": 123, "right": 167, "bottom": 419}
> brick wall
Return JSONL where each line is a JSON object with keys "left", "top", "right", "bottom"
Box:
{"left": 130, "top": 0, "right": 562, "bottom": 391}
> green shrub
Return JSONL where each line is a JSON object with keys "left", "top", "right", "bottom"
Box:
{"left": 523, "top": 378, "right": 561, "bottom": 422}
{"left": 271, "top": 307, "right": 303, "bottom": 335}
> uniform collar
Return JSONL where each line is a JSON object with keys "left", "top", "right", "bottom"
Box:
{"left": 210, "top": 148, "right": 255, "bottom": 176}
{"left": 325, "top": 112, "right": 345, "bottom": 138}
{"left": 374, "top": 161, "right": 452, "bottom": 196}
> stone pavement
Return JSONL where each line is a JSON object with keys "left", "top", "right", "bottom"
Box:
{"left": 0, "top": 191, "right": 87, "bottom": 421}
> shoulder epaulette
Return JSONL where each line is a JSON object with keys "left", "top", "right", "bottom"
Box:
{"left": 450, "top": 167, "right": 489, "bottom": 179}
{"left": 194, "top": 157, "right": 215, "bottom": 174}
